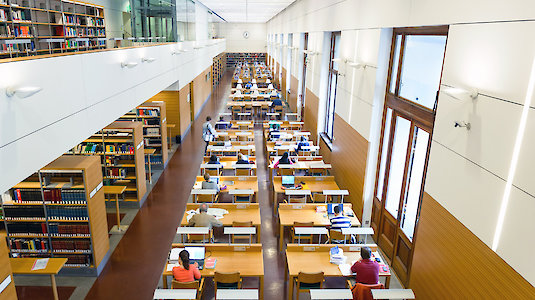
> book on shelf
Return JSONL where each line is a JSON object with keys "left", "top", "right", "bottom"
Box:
{"left": 9, "top": 238, "right": 49, "bottom": 252}
{"left": 137, "top": 108, "right": 160, "bottom": 116}
{"left": 49, "top": 223, "right": 90, "bottom": 235}
{"left": 4, "top": 206, "right": 45, "bottom": 219}
{"left": 7, "top": 223, "right": 48, "bottom": 235}
{"left": 46, "top": 207, "right": 89, "bottom": 220}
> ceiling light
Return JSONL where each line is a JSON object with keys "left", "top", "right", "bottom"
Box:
{"left": 6, "top": 86, "right": 42, "bottom": 98}
{"left": 121, "top": 62, "right": 138, "bottom": 68}
{"left": 441, "top": 86, "right": 479, "bottom": 101}
{"left": 141, "top": 57, "right": 156, "bottom": 63}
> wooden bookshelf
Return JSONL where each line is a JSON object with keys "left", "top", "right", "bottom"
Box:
{"left": 0, "top": 0, "right": 106, "bottom": 59}
{"left": 0, "top": 237, "right": 16, "bottom": 300}
{"left": 212, "top": 52, "right": 226, "bottom": 88}
{"left": 226, "top": 52, "right": 266, "bottom": 68}
{"left": 119, "top": 101, "right": 168, "bottom": 166}
{"left": 67, "top": 121, "right": 147, "bottom": 204}
{"left": 1, "top": 155, "right": 110, "bottom": 275}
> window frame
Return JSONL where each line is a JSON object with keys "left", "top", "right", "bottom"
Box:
{"left": 322, "top": 31, "right": 341, "bottom": 144}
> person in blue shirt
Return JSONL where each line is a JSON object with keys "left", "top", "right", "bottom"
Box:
{"left": 245, "top": 82, "right": 253, "bottom": 89}
{"left": 296, "top": 136, "right": 310, "bottom": 152}
{"left": 329, "top": 205, "right": 352, "bottom": 243}
{"left": 215, "top": 116, "right": 229, "bottom": 130}
{"left": 271, "top": 98, "right": 283, "bottom": 108}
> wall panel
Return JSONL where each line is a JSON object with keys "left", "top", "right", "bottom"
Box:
{"left": 148, "top": 91, "right": 180, "bottom": 137}
{"left": 304, "top": 88, "right": 319, "bottom": 142}
{"left": 179, "top": 85, "right": 191, "bottom": 136}
{"left": 193, "top": 67, "right": 212, "bottom": 117}
{"left": 289, "top": 75, "right": 299, "bottom": 112}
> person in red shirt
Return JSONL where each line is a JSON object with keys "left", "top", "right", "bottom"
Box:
{"left": 350, "top": 246, "right": 380, "bottom": 284}
{"left": 172, "top": 250, "right": 201, "bottom": 282}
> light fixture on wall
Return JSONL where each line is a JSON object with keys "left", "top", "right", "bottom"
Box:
{"left": 345, "top": 59, "right": 372, "bottom": 69}
{"left": 454, "top": 121, "right": 471, "bottom": 130}
{"left": 172, "top": 50, "right": 183, "bottom": 55}
{"left": 121, "top": 62, "right": 138, "bottom": 68}
{"left": 6, "top": 86, "right": 42, "bottom": 98}
{"left": 441, "top": 86, "right": 479, "bottom": 101}
{"left": 141, "top": 57, "right": 156, "bottom": 63}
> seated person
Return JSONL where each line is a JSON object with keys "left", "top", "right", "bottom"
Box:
{"left": 270, "top": 89, "right": 278, "bottom": 98}
{"left": 245, "top": 82, "right": 253, "bottom": 89}
{"left": 350, "top": 247, "right": 380, "bottom": 284}
{"left": 296, "top": 136, "right": 310, "bottom": 152}
{"left": 215, "top": 116, "right": 229, "bottom": 130}
{"left": 236, "top": 153, "right": 253, "bottom": 164}
{"left": 271, "top": 98, "right": 283, "bottom": 108}
{"left": 252, "top": 79, "right": 257, "bottom": 84}
{"left": 201, "top": 173, "right": 220, "bottom": 192}
{"left": 232, "top": 89, "right": 243, "bottom": 98}
{"left": 268, "top": 124, "right": 281, "bottom": 141}
{"left": 207, "top": 154, "right": 220, "bottom": 164}
{"left": 329, "top": 205, "right": 351, "bottom": 243}
{"left": 172, "top": 249, "right": 201, "bottom": 282}
{"left": 273, "top": 151, "right": 294, "bottom": 168}
{"left": 188, "top": 203, "right": 223, "bottom": 228}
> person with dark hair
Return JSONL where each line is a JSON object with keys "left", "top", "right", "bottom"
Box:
{"left": 172, "top": 249, "right": 201, "bottom": 282}
{"left": 329, "top": 205, "right": 352, "bottom": 243}
{"left": 201, "top": 173, "right": 219, "bottom": 192}
{"left": 245, "top": 81, "right": 252, "bottom": 89}
{"left": 188, "top": 203, "right": 223, "bottom": 228}
{"left": 296, "top": 136, "right": 310, "bottom": 152}
{"left": 350, "top": 246, "right": 380, "bottom": 284}
{"left": 273, "top": 151, "right": 294, "bottom": 168}
{"left": 202, "top": 116, "right": 217, "bottom": 154}
{"left": 215, "top": 116, "right": 229, "bottom": 130}
{"left": 207, "top": 155, "right": 220, "bottom": 164}
{"left": 236, "top": 153, "right": 252, "bottom": 165}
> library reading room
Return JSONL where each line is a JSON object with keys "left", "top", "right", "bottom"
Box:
{"left": 1, "top": 0, "right": 535, "bottom": 299}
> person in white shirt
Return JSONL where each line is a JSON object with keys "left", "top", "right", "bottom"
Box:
{"left": 202, "top": 116, "right": 217, "bottom": 155}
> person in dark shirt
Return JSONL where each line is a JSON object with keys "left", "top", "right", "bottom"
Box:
{"left": 215, "top": 116, "right": 229, "bottom": 130}
{"left": 296, "top": 136, "right": 310, "bottom": 152}
{"left": 271, "top": 98, "right": 283, "bottom": 108}
{"left": 207, "top": 155, "right": 219, "bottom": 164}
{"left": 274, "top": 151, "right": 294, "bottom": 168}
{"left": 245, "top": 82, "right": 252, "bottom": 89}
{"left": 350, "top": 246, "right": 380, "bottom": 284}
{"left": 236, "top": 153, "right": 252, "bottom": 164}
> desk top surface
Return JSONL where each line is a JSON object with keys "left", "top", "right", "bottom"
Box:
{"left": 164, "top": 244, "right": 264, "bottom": 277}
{"left": 194, "top": 176, "right": 259, "bottom": 192}
{"left": 10, "top": 258, "right": 67, "bottom": 275}
{"left": 103, "top": 185, "right": 127, "bottom": 194}
{"left": 273, "top": 176, "right": 340, "bottom": 193}
{"left": 278, "top": 204, "right": 360, "bottom": 226}
{"left": 181, "top": 203, "right": 261, "bottom": 225}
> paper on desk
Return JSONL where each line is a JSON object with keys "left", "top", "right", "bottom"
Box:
{"left": 166, "top": 264, "right": 179, "bottom": 272}
{"left": 338, "top": 264, "right": 354, "bottom": 276}
{"left": 32, "top": 258, "right": 49, "bottom": 271}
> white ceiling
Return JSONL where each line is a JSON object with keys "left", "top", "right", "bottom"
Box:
{"left": 198, "top": 0, "right": 296, "bottom": 23}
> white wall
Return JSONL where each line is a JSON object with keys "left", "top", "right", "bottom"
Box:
{"left": 0, "top": 40, "right": 226, "bottom": 196}
{"left": 195, "top": 1, "right": 210, "bottom": 41}
{"left": 267, "top": 0, "right": 535, "bottom": 285}
{"left": 217, "top": 23, "right": 267, "bottom": 53}
{"left": 87, "top": 0, "right": 129, "bottom": 39}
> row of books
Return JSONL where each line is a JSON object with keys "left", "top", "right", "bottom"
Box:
{"left": 143, "top": 119, "right": 160, "bottom": 126}
{"left": 11, "top": 188, "right": 86, "bottom": 203}
{"left": 95, "top": 18, "right": 104, "bottom": 26}
{"left": 0, "top": 42, "right": 35, "bottom": 54}
{"left": 7, "top": 223, "right": 47, "bottom": 234}
{"left": 12, "top": 25, "right": 31, "bottom": 37}
{"left": 144, "top": 127, "right": 160, "bottom": 135}
{"left": 9, "top": 238, "right": 49, "bottom": 251}
{"left": 59, "top": 14, "right": 81, "bottom": 25}
{"left": 150, "top": 155, "right": 163, "bottom": 165}
{"left": 4, "top": 207, "right": 45, "bottom": 218}
{"left": 137, "top": 108, "right": 160, "bottom": 117}
{"left": 51, "top": 240, "right": 91, "bottom": 251}
{"left": 106, "top": 167, "right": 127, "bottom": 178}
{"left": 49, "top": 223, "right": 90, "bottom": 235}
{"left": 106, "top": 144, "right": 135, "bottom": 154}
{"left": 64, "top": 255, "right": 91, "bottom": 266}
{"left": 0, "top": 8, "right": 7, "bottom": 21}
{"left": 46, "top": 207, "right": 89, "bottom": 220}
{"left": 11, "top": 9, "right": 31, "bottom": 22}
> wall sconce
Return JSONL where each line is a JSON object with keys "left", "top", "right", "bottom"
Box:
{"left": 141, "top": 57, "right": 156, "bottom": 63}
{"left": 121, "top": 62, "right": 138, "bottom": 68}
{"left": 346, "top": 60, "right": 371, "bottom": 69}
{"left": 454, "top": 121, "right": 471, "bottom": 130}
{"left": 441, "top": 86, "right": 479, "bottom": 101}
{"left": 172, "top": 50, "right": 183, "bottom": 55}
{"left": 6, "top": 86, "right": 42, "bottom": 98}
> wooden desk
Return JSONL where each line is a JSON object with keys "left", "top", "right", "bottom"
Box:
{"left": 181, "top": 203, "right": 261, "bottom": 242}
{"left": 10, "top": 257, "right": 68, "bottom": 300}
{"left": 166, "top": 124, "right": 176, "bottom": 150}
{"left": 194, "top": 176, "right": 259, "bottom": 194}
{"left": 272, "top": 176, "right": 340, "bottom": 213}
{"left": 227, "top": 101, "right": 272, "bottom": 107}
{"left": 104, "top": 185, "right": 127, "bottom": 234}
{"left": 163, "top": 244, "right": 264, "bottom": 299}
{"left": 144, "top": 148, "right": 156, "bottom": 184}
{"left": 215, "top": 130, "right": 255, "bottom": 142}
{"left": 285, "top": 245, "right": 391, "bottom": 299}
{"left": 202, "top": 157, "right": 257, "bottom": 174}
{"left": 278, "top": 204, "right": 360, "bottom": 251}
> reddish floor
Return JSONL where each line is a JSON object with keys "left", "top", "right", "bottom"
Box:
{"left": 16, "top": 286, "right": 75, "bottom": 300}
{"left": 85, "top": 73, "right": 232, "bottom": 299}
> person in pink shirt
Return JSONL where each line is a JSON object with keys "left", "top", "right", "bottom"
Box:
{"left": 172, "top": 250, "right": 201, "bottom": 282}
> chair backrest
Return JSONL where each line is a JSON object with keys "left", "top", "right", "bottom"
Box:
{"left": 312, "top": 193, "right": 327, "bottom": 203}
{"left": 196, "top": 194, "right": 215, "bottom": 203}
{"left": 278, "top": 167, "right": 294, "bottom": 176}
{"left": 288, "top": 195, "right": 307, "bottom": 203}
{"left": 276, "top": 148, "right": 287, "bottom": 156}
{"left": 294, "top": 221, "right": 313, "bottom": 227}
{"left": 239, "top": 148, "right": 251, "bottom": 155}
{"left": 188, "top": 229, "right": 212, "bottom": 242}
{"left": 238, "top": 135, "right": 249, "bottom": 142}
{"left": 204, "top": 168, "right": 220, "bottom": 176}
{"left": 172, "top": 280, "right": 200, "bottom": 289}
{"left": 232, "top": 221, "right": 253, "bottom": 227}
{"left": 353, "top": 283, "right": 384, "bottom": 300}
{"left": 329, "top": 229, "right": 350, "bottom": 242}
{"left": 236, "top": 168, "right": 252, "bottom": 176}
{"left": 214, "top": 271, "right": 241, "bottom": 284}
{"left": 309, "top": 167, "right": 326, "bottom": 176}
{"left": 239, "top": 124, "right": 249, "bottom": 130}
{"left": 297, "top": 271, "right": 324, "bottom": 284}
{"left": 275, "top": 106, "right": 283, "bottom": 113}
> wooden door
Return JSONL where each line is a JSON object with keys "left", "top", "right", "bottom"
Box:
{"left": 189, "top": 82, "right": 194, "bottom": 123}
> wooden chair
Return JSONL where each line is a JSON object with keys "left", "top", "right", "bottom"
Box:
{"left": 276, "top": 148, "right": 287, "bottom": 156}
{"left": 309, "top": 167, "right": 327, "bottom": 176}
{"left": 329, "top": 229, "right": 351, "bottom": 244}
{"left": 239, "top": 148, "right": 251, "bottom": 156}
{"left": 275, "top": 106, "right": 284, "bottom": 119}
{"left": 235, "top": 167, "right": 252, "bottom": 176}
{"left": 232, "top": 106, "right": 242, "bottom": 119}
{"left": 231, "top": 189, "right": 254, "bottom": 203}
{"left": 195, "top": 193, "right": 219, "bottom": 203}
{"left": 171, "top": 279, "right": 205, "bottom": 300}
{"left": 216, "top": 134, "right": 229, "bottom": 142}
{"left": 346, "top": 281, "right": 384, "bottom": 300}
{"left": 214, "top": 271, "right": 242, "bottom": 293}
{"left": 312, "top": 193, "right": 328, "bottom": 203}
{"left": 238, "top": 135, "right": 250, "bottom": 142}
{"left": 277, "top": 167, "right": 294, "bottom": 176}
{"left": 293, "top": 271, "right": 325, "bottom": 300}
{"left": 285, "top": 192, "right": 310, "bottom": 204}
{"left": 291, "top": 221, "right": 314, "bottom": 244}
{"left": 231, "top": 221, "right": 254, "bottom": 244}
{"left": 187, "top": 229, "right": 213, "bottom": 243}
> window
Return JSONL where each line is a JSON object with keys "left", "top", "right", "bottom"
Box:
{"left": 323, "top": 31, "right": 341, "bottom": 142}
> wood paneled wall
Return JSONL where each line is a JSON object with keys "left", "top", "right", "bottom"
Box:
{"left": 178, "top": 85, "right": 191, "bottom": 136}
{"left": 193, "top": 67, "right": 212, "bottom": 116}
{"left": 410, "top": 192, "right": 535, "bottom": 299}
{"left": 275, "top": 63, "right": 280, "bottom": 85}
{"left": 289, "top": 75, "right": 298, "bottom": 112}
{"left": 148, "top": 91, "right": 180, "bottom": 137}
{"left": 304, "top": 88, "right": 319, "bottom": 142}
